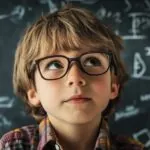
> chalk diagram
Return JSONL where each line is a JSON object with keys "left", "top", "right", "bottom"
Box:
{"left": 133, "top": 128, "right": 150, "bottom": 148}
{"left": 123, "top": 0, "right": 150, "bottom": 40}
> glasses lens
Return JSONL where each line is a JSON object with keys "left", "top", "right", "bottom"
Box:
{"left": 38, "top": 57, "right": 68, "bottom": 79}
{"left": 81, "top": 53, "right": 110, "bottom": 75}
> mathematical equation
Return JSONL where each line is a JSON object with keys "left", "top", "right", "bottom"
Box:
{"left": 96, "top": 0, "right": 150, "bottom": 40}
{"left": 39, "top": 0, "right": 150, "bottom": 40}
{"left": 0, "top": 0, "right": 150, "bottom": 146}
{"left": 132, "top": 46, "right": 150, "bottom": 80}
{"left": 0, "top": 0, "right": 149, "bottom": 40}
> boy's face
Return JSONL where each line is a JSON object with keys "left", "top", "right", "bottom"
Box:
{"left": 27, "top": 49, "right": 119, "bottom": 124}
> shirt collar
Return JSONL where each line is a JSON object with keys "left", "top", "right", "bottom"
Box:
{"left": 37, "top": 117, "right": 56, "bottom": 150}
{"left": 95, "top": 118, "right": 111, "bottom": 150}
{"left": 37, "top": 117, "right": 110, "bottom": 150}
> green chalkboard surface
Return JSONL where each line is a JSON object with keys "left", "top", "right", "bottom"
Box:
{"left": 0, "top": 0, "right": 150, "bottom": 148}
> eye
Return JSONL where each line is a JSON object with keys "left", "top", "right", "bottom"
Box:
{"left": 46, "top": 61, "right": 64, "bottom": 70}
{"left": 83, "top": 57, "right": 101, "bottom": 67}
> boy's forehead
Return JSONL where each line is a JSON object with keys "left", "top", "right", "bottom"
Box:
{"left": 36, "top": 47, "right": 108, "bottom": 59}
{"left": 34, "top": 35, "right": 114, "bottom": 59}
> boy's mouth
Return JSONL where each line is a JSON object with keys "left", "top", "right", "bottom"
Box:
{"left": 65, "top": 95, "right": 92, "bottom": 103}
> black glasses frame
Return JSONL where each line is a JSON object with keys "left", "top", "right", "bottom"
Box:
{"left": 31, "top": 50, "right": 116, "bottom": 80}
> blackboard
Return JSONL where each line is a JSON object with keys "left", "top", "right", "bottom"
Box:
{"left": 0, "top": 0, "right": 150, "bottom": 149}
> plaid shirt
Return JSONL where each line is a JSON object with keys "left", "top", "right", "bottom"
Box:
{"left": 0, "top": 117, "right": 144, "bottom": 150}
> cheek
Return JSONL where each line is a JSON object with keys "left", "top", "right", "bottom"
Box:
{"left": 35, "top": 80, "right": 62, "bottom": 112}
{"left": 92, "top": 76, "right": 111, "bottom": 94}
{"left": 35, "top": 75, "right": 50, "bottom": 98}
{"left": 90, "top": 75, "right": 112, "bottom": 106}
{"left": 90, "top": 77, "right": 112, "bottom": 112}
{"left": 35, "top": 74, "right": 64, "bottom": 103}
{"left": 37, "top": 81, "right": 60, "bottom": 98}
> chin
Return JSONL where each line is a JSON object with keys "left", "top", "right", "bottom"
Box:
{"left": 66, "top": 114, "right": 98, "bottom": 125}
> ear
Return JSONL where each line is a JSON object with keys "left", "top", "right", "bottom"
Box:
{"left": 110, "top": 83, "right": 120, "bottom": 100}
{"left": 27, "top": 88, "right": 40, "bottom": 106}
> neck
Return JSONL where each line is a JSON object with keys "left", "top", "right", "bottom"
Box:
{"left": 48, "top": 115, "right": 101, "bottom": 150}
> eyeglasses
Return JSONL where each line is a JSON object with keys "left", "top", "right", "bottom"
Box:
{"left": 31, "top": 51, "right": 114, "bottom": 80}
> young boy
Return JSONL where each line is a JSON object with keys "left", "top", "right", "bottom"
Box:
{"left": 0, "top": 6, "right": 144, "bottom": 150}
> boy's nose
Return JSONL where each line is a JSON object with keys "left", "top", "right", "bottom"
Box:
{"left": 66, "top": 63, "right": 86, "bottom": 87}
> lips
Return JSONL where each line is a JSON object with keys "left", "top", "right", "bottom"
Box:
{"left": 65, "top": 95, "right": 91, "bottom": 103}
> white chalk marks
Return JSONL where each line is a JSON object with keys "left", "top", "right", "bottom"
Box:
{"left": 39, "top": 0, "right": 99, "bottom": 13}
{"left": 96, "top": 6, "right": 122, "bottom": 24}
{"left": 96, "top": 4, "right": 150, "bottom": 40}
{"left": 0, "top": 96, "right": 15, "bottom": 128}
{"left": 145, "top": 47, "right": 150, "bottom": 56}
{"left": 124, "top": 0, "right": 132, "bottom": 12}
{"left": 0, "top": 5, "right": 25, "bottom": 23}
{"left": 133, "top": 128, "right": 150, "bottom": 148}
{"left": 132, "top": 53, "right": 147, "bottom": 79}
{"left": 124, "top": 0, "right": 150, "bottom": 12}
{"left": 140, "top": 94, "right": 150, "bottom": 102}
{"left": 0, "top": 96, "right": 14, "bottom": 108}
{"left": 0, "top": 115, "right": 12, "bottom": 127}
{"left": 39, "top": 0, "right": 58, "bottom": 13}
{"left": 64, "top": 0, "right": 99, "bottom": 4}
{"left": 123, "top": 13, "right": 150, "bottom": 40}
{"left": 132, "top": 50, "right": 150, "bottom": 80}
{"left": 114, "top": 105, "right": 140, "bottom": 121}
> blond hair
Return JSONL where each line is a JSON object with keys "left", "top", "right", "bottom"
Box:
{"left": 13, "top": 5, "right": 128, "bottom": 122}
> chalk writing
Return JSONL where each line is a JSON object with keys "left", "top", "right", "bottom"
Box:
{"left": 114, "top": 106, "right": 140, "bottom": 121}
{"left": 132, "top": 52, "right": 150, "bottom": 80}
{"left": 145, "top": 47, "right": 150, "bottom": 56}
{"left": 65, "top": 0, "right": 99, "bottom": 4}
{"left": 140, "top": 94, "right": 150, "bottom": 102}
{"left": 0, "top": 115, "right": 12, "bottom": 127}
{"left": 123, "top": 13, "right": 150, "bottom": 40}
{"left": 124, "top": 0, "right": 150, "bottom": 12}
{"left": 46, "top": 0, "right": 58, "bottom": 13}
{"left": 0, "top": 0, "right": 149, "bottom": 146}
{"left": 132, "top": 53, "right": 146, "bottom": 78}
{"left": 97, "top": 6, "right": 150, "bottom": 40}
{"left": 0, "top": 5, "right": 25, "bottom": 23}
{"left": 39, "top": 0, "right": 58, "bottom": 13}
{"left": 0, "top": 96, "right": 14, "bottom": 108}
{"left": 96, "top": 6, "right": 122, "bottom": 23}
{"left": 124, "top": 0, "right": 132, "bottom": 12}
{"left": 145, "top": 0, "right": 150, "bottom": 10}
{"left": 11, "top": 5, "right": 25, "bottom": 20}
{"left": 133, "top": 128, "right": 150, "bottom": 148}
